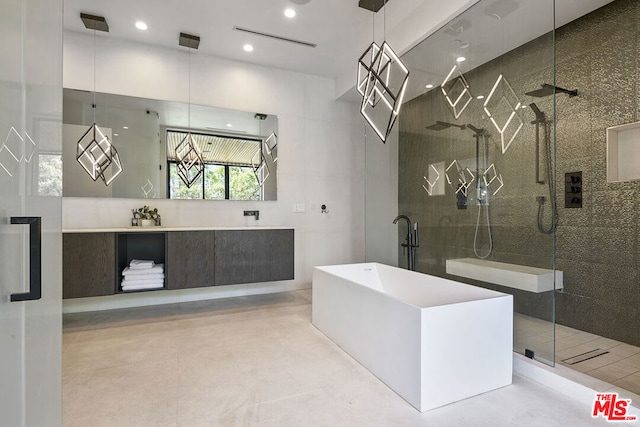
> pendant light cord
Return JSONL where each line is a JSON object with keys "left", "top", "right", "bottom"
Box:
{"left": 93, "top": 29, "right": 96, "bottom": 124}
{"left": 383, "top": 0, "right": 386, "bottom": 41}
{"left": 188, "top": 47, "right": 191, "bottom": 129}
{"left": 372, "top": 4, "right": 375, "bottom": 43}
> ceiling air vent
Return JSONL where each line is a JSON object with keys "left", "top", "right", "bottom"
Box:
{"left": 233, "top": 26, "right": 316, "bottom": 48}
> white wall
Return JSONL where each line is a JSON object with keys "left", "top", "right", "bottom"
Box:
{"left": 365, "top": 128, "right": 400, "bottom": 267}
{"left": 63, "top": 32, "right": 366, "bottom": 309}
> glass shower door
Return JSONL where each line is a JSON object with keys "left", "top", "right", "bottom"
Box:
{"left": 365, "top": 0, "right": 558, "bottom": 366}
{"left": 0, "top": 0, "right": 63, "bottom": 425}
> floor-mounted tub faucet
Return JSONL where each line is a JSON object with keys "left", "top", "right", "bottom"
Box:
{"left": 393, "top": 215, "right": 419, "bottom": 271}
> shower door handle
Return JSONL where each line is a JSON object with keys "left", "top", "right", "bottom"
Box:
{"left": 10, "top": 216, "right": 42, "bottom": 302}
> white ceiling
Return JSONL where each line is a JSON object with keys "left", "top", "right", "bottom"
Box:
{"left": 63, "top": 0, "right": 377, "bottom": 82}
{"left": 63, "top": 0, "right": 615, "bottom": 98}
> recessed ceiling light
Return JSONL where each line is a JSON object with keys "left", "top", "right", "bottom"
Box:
{"left": 285, "top": 8, "right": 296, "bottom": 18}
{"left": 113, "top": 133, "right": 119, "bottom": 137}
{"left": 135, "top": 21, "right": 147, "bottom": 30}
{"left": 243, "top": 44, "right": 254, "bottom": 52}
{"left": 123, "top": 126, "right": 129, "bottom": 129}
{"left": 476, "top": 95, "right": 485, "bottom": 99}
{"left": 425, "top": 84, "right": 434, "bottom": 89}
{"left": 456, "top": 56, "right": 466, "bottom": 62}
{"left": 226, "top": 123, "right": 233, "bottom": 127}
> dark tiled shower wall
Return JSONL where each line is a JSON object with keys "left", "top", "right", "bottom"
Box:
{"left": 398, "top": 0, "right": 640, "bottom": 346}
{"left": 554, "top": 0, "right": 640, "bottom": 346}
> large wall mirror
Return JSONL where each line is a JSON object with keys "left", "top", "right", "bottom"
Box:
{"left": 63, "top": 89, "right": 278, "bottom": 200}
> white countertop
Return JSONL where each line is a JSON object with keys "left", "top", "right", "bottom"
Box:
{"left": 63, "top": 226, "right": 294, "bottom": 233}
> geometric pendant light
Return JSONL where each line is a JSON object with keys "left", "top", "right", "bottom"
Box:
{"left": 265, "top": 130, "right": 278, "bottom": 163}
{"left": 251, "top": 148, "right": 270, "bottom": 187}
{"left": 358, "top": 41, "right": 409, "bottom": 142}
{"left": 76, "top": 13, "right": 123, "bottom": 186}
{"left": 176, "top": 33, "right": 205, "bottom": 188}
{"left": 263, "top": 107, "right": 278, "bottom": 164}
{"left": 356, "top": 2, "right": 409, "bottom": 143}
{"left": 441, "top": 65, "right": 473, "bottom": 119}
{"left": 257, "top": 112, "right": 277, "bottom": 163}
{"left": 175, "top": 132, "right": 204, "bottom": 187}
{"left": 76, "top": 123, "right": 123, "bottom": 185}
{"left": 483, "top": 74, "right": 523, "bottom": 154}
{"left": 253, "top": 112, "right": 272, "bottom": 186}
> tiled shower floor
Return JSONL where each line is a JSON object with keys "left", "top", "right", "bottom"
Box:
{"left": 515, "top": 313, "right": 640, "bottom": 396}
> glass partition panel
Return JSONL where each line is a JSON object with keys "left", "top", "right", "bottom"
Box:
{"left": 390, "top": 0, "right": 557, "bottom": 365}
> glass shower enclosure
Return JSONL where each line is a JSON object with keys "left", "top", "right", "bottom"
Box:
{"left": 365, "top": 0, "right": 558, "bottom": 366}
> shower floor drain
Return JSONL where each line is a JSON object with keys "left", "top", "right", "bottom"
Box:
{"left": 561, "top": 349, "right": 609, "bottom": 365}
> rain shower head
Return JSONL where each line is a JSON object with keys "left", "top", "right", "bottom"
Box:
{"left": 426, "top": 121, "right": 466, "bottom": 131}
{"left": 525, "top": 83, "right": 578, "bottom": 98}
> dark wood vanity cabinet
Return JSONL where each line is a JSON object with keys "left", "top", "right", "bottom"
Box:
{"left": 167, "top": 231, "right": 216, "bottom": 289}
{"left": 215, "top": 229, "right": 294, "bottom": 285}
{"left": 63, "top": 228, "right": 294, "bottom": 298}
{"left": 63, "top": 233, "right": 116, "bottom": 298}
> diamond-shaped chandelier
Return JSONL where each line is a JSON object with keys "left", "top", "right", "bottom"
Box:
{"left": 445, "top": 159, "right": 475, "bottom": 197}
{"left": 175, "top": 132, "right": 204, "bottom": 188}
{"left": 0, "top": 127, "right": 37, "bottom": 177}
{"left": 422, "top": 163, "right": 441, "bottom": 196}
{"left": 441, "top": 65, "right": 473, "bottom": 119}
{"left": 251, "top": 149, "right": 270, "bottom": 187}
{"left": 141, "top": 179, "right": 157, "bottom": 198}
{"left": 483, "top": 163, "right": 504, "bottom": 195}
{"left": 265, "top": 131, "right": 278, "bottom": 163}
{"left": 76, "top": 13, "right": 123, "bottom": 186}
{"left": 76, "top": 123, "right": 123, "bottom": 185}
{"left": 483, "top": 74, "right": 523, "bottom": 154}
{"left": 357, "top": 41, "right": 410, "bottom": 143}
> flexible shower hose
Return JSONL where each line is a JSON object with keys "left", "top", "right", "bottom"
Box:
{"left": 537, "top": 201, "right": 554, "bottom": 234}
{"left": 537, "top": 121, "right": 557, "bottom": 234}
{"left": 474, "top": 204, "right": 493, "bottom": 258}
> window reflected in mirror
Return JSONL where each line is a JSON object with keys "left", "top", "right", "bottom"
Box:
{"left": 62, "top": 89, "right": 277, "bottom": 200}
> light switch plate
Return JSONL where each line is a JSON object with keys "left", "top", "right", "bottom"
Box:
{"left": 293, "top": 203, "right": 305, "bottom": 213}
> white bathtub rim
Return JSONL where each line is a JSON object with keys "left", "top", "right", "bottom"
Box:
{"left": 313, "top": 262, "right": 511, "bottom": 310}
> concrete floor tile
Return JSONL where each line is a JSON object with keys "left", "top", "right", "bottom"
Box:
{"left": 62, "top": 291, "right": 636, "bottom": 427}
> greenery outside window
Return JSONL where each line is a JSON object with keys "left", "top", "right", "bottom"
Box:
{"left": 166, "top": 130, "right": 261, "bottom": 200}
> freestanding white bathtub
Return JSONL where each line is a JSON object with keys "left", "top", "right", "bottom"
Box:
{"left": 312, "top": 262, "right": 513, "bottom": 412}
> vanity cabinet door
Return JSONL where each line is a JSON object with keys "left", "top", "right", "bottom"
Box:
{"left": 167, "top": 231, "right": 215, "bottom": 289}
{"left": 215, "top": 229, "right": 294, "bottom": 285}
{"left": 63, "top": 233, "right": 116, "bottom": 298}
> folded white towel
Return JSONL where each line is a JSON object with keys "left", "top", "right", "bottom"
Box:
{"left": 122, "top": 273, "right": 164, "bottom": 281}
{"left": 121, "top": 278, "right": 164, "bottom": 286}
{"left": 129, "top": 259, "right": 154, "bottom": 269}
{"left": 121, "top": 282, "right": 164, "bottom": 291}
{"left": 122, "top": 264, "right": 164, "bottom": 276}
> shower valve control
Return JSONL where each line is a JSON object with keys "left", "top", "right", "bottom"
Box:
{"left": 564, "top": 171, "right": 582, "bottom": 208}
